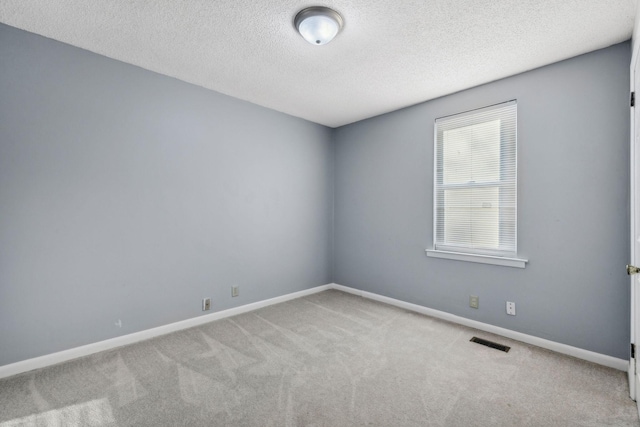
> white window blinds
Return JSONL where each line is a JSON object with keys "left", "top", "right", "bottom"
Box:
{"left": 434, "top": 101, "right": 517, "bottom": 257}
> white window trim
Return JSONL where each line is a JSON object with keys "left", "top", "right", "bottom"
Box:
{"left": 429, "top": 100, "right": 526, "bottom": 268}
{"left": 425, "top": 249, "right": 527, "bottom": 268}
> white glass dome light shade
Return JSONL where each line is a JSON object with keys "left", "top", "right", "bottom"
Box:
{"left": 298, "top": 15, "right": 339, "bottom": 45}
{"left": 294, "top": 7, "right": 344, "bottom": 45}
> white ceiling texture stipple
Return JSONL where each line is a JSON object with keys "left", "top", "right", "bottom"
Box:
{"left": 0, "top": 1, "right": 637, "bottom": 128}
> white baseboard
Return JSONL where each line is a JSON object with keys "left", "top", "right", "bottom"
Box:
{"left": 0, "top": 284, "right": 331, "bottom": 379}
{"left": 1, "top": 282, "right": 627, "bottom": 379}
{"left": 329, "top": 283, "right": 628, "bottom": 371}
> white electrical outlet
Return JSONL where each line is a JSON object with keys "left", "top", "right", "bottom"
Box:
{"left": 232, "top": 286, "right": 239, "bottom": 297}
{"left": 506, "top": 301, "right": 516, "bottom": 316}
{"left": 203, "top": 298, "right": 211, "bottom": 311}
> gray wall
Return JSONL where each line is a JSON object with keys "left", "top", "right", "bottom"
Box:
{"left": 333, "top": 42, "right": 631, "bottom": 359}
{"left": 0, "top": 24, "right": 333, "bottom": 366}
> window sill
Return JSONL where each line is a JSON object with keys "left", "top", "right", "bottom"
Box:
{"left": 425, "top": 249, "right": 527, "bottom": 269}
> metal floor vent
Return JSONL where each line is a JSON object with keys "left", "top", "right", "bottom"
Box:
{"left": 470, "top": 337, "right": 510, "bottom": 353}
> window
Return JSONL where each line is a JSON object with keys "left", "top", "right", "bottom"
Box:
{"left": 427, "top": 100, "right": 526, "bottom": 268}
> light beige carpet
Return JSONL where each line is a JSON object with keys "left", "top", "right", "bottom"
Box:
{"left": 0, "top": 289, "right": 638, "bottom": 426}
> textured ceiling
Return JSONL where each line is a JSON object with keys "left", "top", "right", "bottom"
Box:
{"left": 0, "top": 1, "right": 637, "bottom": 127}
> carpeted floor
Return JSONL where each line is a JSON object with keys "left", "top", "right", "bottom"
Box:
{"left": 0, "top": 289, "right": 638, "bottom": 426}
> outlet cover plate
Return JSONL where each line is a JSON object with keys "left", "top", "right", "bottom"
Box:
{"left": 469, "top": 295, "right": 479, "bottom": 309}
{"left": 203, "top": 298, "right": 211, "bottom": 311}
{"left": 506, "top": 301, "right": 516, "bottom": 315}
{"left": 232, "top": 286, "right": 239, "bottom": 297}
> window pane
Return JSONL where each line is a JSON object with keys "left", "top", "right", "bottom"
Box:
{"left": 444, "top": 187, "right": 499, "bottom": 249}
{"left": 443, "top": 120, "right": 500, "bottom": 185}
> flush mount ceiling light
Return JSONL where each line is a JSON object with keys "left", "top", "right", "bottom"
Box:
{"left": 294, "top": 6, "right": 344, "bottom": 46}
